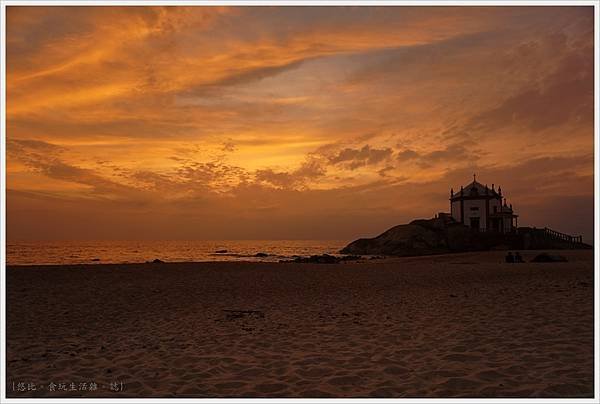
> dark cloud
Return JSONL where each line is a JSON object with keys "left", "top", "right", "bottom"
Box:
{"left": 396, "top": 149, "right": 419, "bottom": 161}
{"left": 345, "top": 29, "right": 505, "bottom": 86}
{"left": 255, "top": 169, "right": 297, "bottom": 189}
{"left": 421, "top": 143, "right": 472, "bottom": 164}
{"left": 395, "top": 142, "right": 476, "bottom": 168}
{"left": 470, "top": 45, "right": 594, "bottom": 132}
{"left": 255, "top": 158, "right": 326, "bottom": 189}
{"left": 295, "top": 158, "right": 326, "bottom": 178}
{"left": 329, "top": 145, "right": 393, "bottom": 169}
{"left": 19, "top": 155, "right": 136, "bottom": 200}
{"left": 221, "top": 141, "right": 236, "bottom": 152}
{"left": 130, "top": 170, "right": 179, "bottom": 192}
{"left": 175, "top": 161, "right": 249, "bottom": 190}
{"left": 8, "top": 138, "right": 64, "bottom": 152}
{"left": 178, "top": 59, "right": 307, "bottom": 99}
{"left": 377, "top": 166, "right": 395, "bottom": 177}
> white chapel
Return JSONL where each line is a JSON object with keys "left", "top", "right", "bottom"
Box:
{"left": 450, "top": 175, "right": 518, "bottom": 233}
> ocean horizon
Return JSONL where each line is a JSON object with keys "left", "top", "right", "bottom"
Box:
{"left": 6, "top": 240, "right": 350, "bottom": 266}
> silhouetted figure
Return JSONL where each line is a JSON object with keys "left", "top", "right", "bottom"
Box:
{"left": 505, "top": 251, "right": 514, "bottom": 263}
{"left": 514, "top": 252, "right": 524, "bottom": 263}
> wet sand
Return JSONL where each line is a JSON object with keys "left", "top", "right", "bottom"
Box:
{"left": 6, "top": 250, "right": 595, "bottom": 398}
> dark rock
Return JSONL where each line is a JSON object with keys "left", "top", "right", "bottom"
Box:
{"left": 531, "top": 253, "right": 568, "bottom": 263}
{"left": 338, "top": 255, "right": 363, "bottom": 261}
{"left": 151, "top": 259, "right": 165, "bottom": 264}
{"left": 306, "top": 254, "right": 338, "bottom": 264}
{"left": 254, "top": 252, "right": 269, "bottom": 257}
{"left": 290, "top": 254, "right": 338, "bottom": 264}
{"left": 280, "top": 254, "right": 358, "bottom": 264}
{"left": 282, "top": 254, "right": 362, "bottom": 264}
{"left": 91, "top": 258, "right": 100, "bottom": 262}
{"left": 215, "top": 249, "right": 228, "bottom": 254}
{"left": 340, "top": 215, "right": 542, "bottom": 257}
{"left": 341, "top": 216, "right": 475, "bottom": 256}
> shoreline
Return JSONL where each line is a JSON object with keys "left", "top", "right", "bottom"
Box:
{"left": 6, "top": 249, "right": 591, "bottom": 269}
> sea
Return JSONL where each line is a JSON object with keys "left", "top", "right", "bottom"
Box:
{"left": 6, "top": 240, "right": 350, "bottom": 266}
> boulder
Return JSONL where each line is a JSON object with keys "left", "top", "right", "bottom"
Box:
{"left": 296, "top": 254, "right": 339, "bottom": 264}
{"left": 341, "top": 216, "right": 478, "bottom": 256}
{"left": 531, "top": 253, "right": 568, "bottom": 263}
{"left": 338, "top": 255, "right": 363, "bottom": 262}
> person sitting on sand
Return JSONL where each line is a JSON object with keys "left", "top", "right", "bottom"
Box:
{"left": 514, "top": 252, "right": 524, "bottom": 263}
{"left": 505, "top": 251, "right": 514, "bottom": 263}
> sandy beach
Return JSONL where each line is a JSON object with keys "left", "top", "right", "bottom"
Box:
{"left": 6, "top": 250, "right": 594, "bottom": 398}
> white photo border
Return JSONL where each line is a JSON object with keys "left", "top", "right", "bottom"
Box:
{"left": 0, "top": 1, "right": 598, "bottom": 403}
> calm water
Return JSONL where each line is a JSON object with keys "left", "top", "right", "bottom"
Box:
{"left": 6, "top": 240, "right": 349, "bottom": 265}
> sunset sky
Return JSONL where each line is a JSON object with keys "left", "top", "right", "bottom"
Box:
{"left": 6, "top": 6, "right": 595, "bottom": 242}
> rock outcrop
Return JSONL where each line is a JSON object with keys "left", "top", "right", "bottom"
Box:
{"left": 340, "top": 215, "right": 590, "bottom": 257}
{"left": 340, "top": 215, "right": 483, "bottom": 256}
